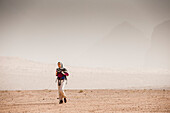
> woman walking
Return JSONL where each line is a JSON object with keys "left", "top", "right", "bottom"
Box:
{"left": 56, "top": 62, "right": 69, "bottom": 104}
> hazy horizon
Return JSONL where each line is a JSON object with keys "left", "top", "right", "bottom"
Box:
{"left": 0, "top": 0, "right": 170, "bottom": 68}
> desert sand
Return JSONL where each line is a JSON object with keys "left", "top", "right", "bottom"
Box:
{"left": 0, "top": 57, "right": 170, "bottom": 112}
{"left": 0, "top": 89, "right": 170, "bottom": 113}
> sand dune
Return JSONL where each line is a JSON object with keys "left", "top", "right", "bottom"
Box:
{"left": 0, "top": 56, "right": 170, "bottom": 90}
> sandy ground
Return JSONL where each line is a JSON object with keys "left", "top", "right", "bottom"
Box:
{"left": 0, "top": 89, "right": 170, "bottom": 113}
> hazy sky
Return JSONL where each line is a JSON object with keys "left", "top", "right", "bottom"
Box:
{"left": 0, "top": 0, "right": 170, "bottom": 67}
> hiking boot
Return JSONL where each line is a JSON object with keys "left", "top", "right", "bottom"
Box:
{"left": 59, "top": 100, "right": 63, "bottom": 104}
{"left": 64, "top": 98, "right": 67, "bottom": 103}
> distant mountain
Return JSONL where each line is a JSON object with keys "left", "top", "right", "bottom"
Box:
{"left": 146, "top": 20, "right": 170, "bottom": 69}
{"left": 80, "top": 21, "right": 149, "bottom": 68}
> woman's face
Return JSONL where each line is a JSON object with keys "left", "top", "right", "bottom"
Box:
{"left": 58, "top": 63, "right": 61, "bottom": 68}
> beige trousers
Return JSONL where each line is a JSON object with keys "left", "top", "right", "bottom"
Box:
{"left": 58, "top": 80, "right": 67, "bottom": 100}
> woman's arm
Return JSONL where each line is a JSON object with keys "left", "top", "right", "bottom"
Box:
{"left": 61, "top": 68, "right": 69, "bottom": 76}
{"left": 56, "top": 71, "right": 58, "bottom": 76}
{"left": 61, "top": 71, "right": 69, "bottom": 76}
{"left": 64, "top": 72, "right": 69, "bottom": 76}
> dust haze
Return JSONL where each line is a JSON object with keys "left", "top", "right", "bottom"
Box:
{"left": 0, "top": 0, "right": 170, "bottom": 90}
{"left": 0, "top": 0, "right": 170, "bottom": 69}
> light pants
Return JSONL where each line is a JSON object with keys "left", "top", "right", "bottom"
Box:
{"left": 58, "top": 80, "right": 67, "bottom": 100}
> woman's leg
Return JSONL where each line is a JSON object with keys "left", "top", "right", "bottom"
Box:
{"left": 59, "top": 80, "right": 67, "bottom": 99}
{"left": 58, "top": 83, "right": 64, "bottom": 104}
{"left": 58, "top": 85, "right": 62, "bottom": 100}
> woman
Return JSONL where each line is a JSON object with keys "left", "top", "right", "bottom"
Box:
{"left": 56, "top": 62, "right": 69, "bottom": 104}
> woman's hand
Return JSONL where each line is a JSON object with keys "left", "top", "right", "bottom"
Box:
{"left": 61, "top": 71, "right": 69, "bottom": 76}
{"left": 55, "top": 78, "right": 57, "bottom": 83}
{"left": 61, "top": 71, "right": 65, "bottom": 75}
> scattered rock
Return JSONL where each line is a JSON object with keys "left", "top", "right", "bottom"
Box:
{"left": 79, "top": 90, "right": 83, "bottom": 93}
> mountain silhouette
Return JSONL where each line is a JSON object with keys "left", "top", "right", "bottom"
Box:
{"left": 146, "top": 20, "right": 170, "bottom": 69}
{"left": 80, "top": 21, "right": 149, "bottom": 68}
